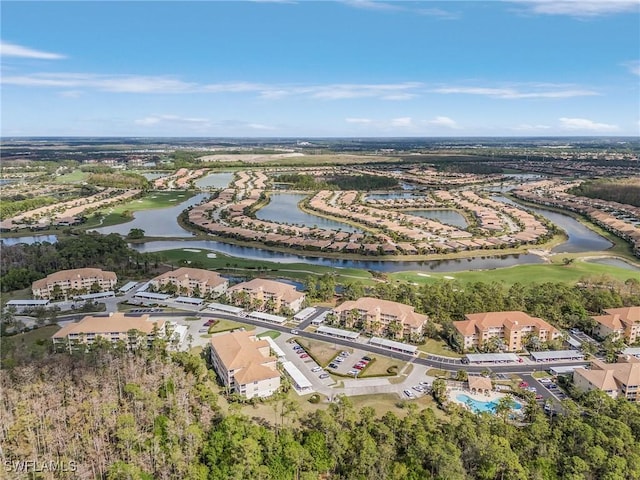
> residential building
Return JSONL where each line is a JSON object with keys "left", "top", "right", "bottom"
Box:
{"left": 332, "top": 297, "right": 429, "bottom": 339}
{"left": 209, "top": 330, "right": 281, "bottom": 399}
{"left": 32, "top": 268, "right": 117, "bottom": 299}
{"left": 52, "top": 312, "right": 167, "bottom": 352}
{"left": 573, "top": 355, "right": 640, "bottom": 402}
{"left": 227, "top": 278, "right": 305, "bottom": 313}
{"left": 453, "top": 311, "right": 561, "bottom": 352}
{"left": 592, "top": 306, "right": 640, "bottom": 344}
{"left": 150, "top": 267, "right": 228, "bottom": 297}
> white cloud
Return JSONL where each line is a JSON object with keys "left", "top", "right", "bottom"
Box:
{"left": 623, "top": 60, "right": 640, "bottom": 76}
{"left": 342, "top": 0, "right": 458, "bottom": 18}
{"left": 345, "top": 118, "right": 373, "bottom": 124}
{"left": 427, "top": 116, "right": 459, "bottom": 128}
{"left": 558, "top": 117, "right": 619, "bottom": 131}
{"left": 0, "top": 41, "right": 66, "bottom": 60}
{"left": 58, "top": 90, "right": 83, "bottom": 98}
{"left": 511, "top": 0, "right": 639, "bottom": 17}
{"left": 433, "top": 84, "right": 598, "bottom": 99}
{"left": 391, "top": 117, "right": 413, "bottom": 127}
{"left": 135, "top": 114, "right": 210, "bottom": 126}
{"left": 247, "top": 123, "right": 276, "bottom": 130}
{"left": 510, "top": 123, "right": 552, "bottom": 131}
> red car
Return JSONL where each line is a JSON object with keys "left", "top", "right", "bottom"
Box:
{"left": 519, "top": 381, "right": 529, "bottom": 388}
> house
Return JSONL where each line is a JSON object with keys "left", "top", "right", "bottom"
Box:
{"left": 573, "top": 355, "right": 640, "bottom": 402}
{"left": 332, "top": 297, "right": 428, "bottom": 339}
{"left": 52, "top": 312, "right": 167, "bottom": 352}
{"left": 32, "top": 268, "right": 117, "bottom": 300}
{"left": 592, "top": 306, "right": 640, "bottom": 344}
{"left": 209, "top": 330, "right": 281, "bottom": 399}
{"left": 454, "top": 311, "right": 561, "bottom": 352}
{"left": 226, "top": 278, "right": 305, "bottom": 313}
{"left": 150, "top": 267, "right": 228, "bottom": 297}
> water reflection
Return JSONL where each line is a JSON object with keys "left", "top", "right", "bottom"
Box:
{"left": 195, "top": 172, "right": 234, "bottom": 189}
{"left": 408, "top": 209, "right": 468, "bottom": 229}
{"left": 257, "top": 193, "right": 363, "bottom": 233}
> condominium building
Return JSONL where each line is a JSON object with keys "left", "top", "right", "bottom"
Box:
{"left": 592, "top": 306, "right": 640, "bottom": 344}
{"left": 454, "top": 311, "right": 561, "bottom": 352}
{"left": 573, "top": 355, "right": 640, "bottom": 402}
{"left": 32, "top": 268, "right": 117, "bottom": 299}
{"left": 332, "top": 297, "right": 429, "bottom": 339}
{"left": 150, "top": 267, "right": 228, "bottom": 297}
{"left": 227, "top": 278, "right": 305, "bottom": 313}
{"left": 209, "top": 330, "right": 281, "bottom": 399}
{"left": 52, "top": 312, "right": 167, "bottom": 352}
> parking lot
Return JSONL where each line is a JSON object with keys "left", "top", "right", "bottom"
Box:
{"left": 287, "top": 339, "right": 336, "bottom": 387}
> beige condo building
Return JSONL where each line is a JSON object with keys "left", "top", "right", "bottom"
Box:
{"left": 32, "top": 268, "right": 117, "bottom": 299}
{"left": 332, "top": 297, "right": 429, "bottom": 339}
{"left": 209, "top": 330, "right": 281, "bottom": 399}
{"left": 150, "top": 267, "right": 228, "bottom": 297}
{"left": 573, "top": 355, "right": 640, "bottom": 402}
{"left": 592, "top": 306, "right": 640, "bottom": 344}
{"left": 227, "top": 278, "right": 305, "bottom": 313}
{"left": 454, "top": 311, "right": 561, "bottom": 352}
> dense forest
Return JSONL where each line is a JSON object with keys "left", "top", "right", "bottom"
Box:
{"left": 568, "top": 179, "right": 640, "bottom": 207}
{"left": 87, "top": 172, "right": 150, "bottom": 190}
{"left": 328, "top": 174, "right": 399, "bottom": 191}
{"left": 1, "top": 345, "right": 638, "bottom": 480}
{"left": 0, "top": 233, "right": 156, "bottom": 292}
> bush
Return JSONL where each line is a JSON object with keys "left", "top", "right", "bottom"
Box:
{"left": 308, "top": 394, "right": 321, "bottom": 404}
{"left": 387, "top": 366, "right": 398, "bottom": 375}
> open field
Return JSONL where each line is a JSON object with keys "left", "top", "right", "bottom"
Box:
{"left": 158, "top": 248, "right": 375, "bottom": 283}
{"left": 418, "top": 339, "right": 463, "bottom": 358}
{"left": 360, "top": 356, "right": 406, "bottom": 377}
{"left": 208, "top": 319, "right": 250, "bottom": 334}
{"left": 257, "top": 330, "right": 281, "bottom": 339}
{"left": 296, "top": 337, "right": 349, "bottom": 366}
{"left": 81, "top": 191, "right": 195, "bottom": 228}
{"left": 391, "top": 259, "right": 639, "bottom": 287}
{"left": 1, "top": 325, "right": 60, "bottom": 363}
{"left": 54, "top": 170, "right": 90, "bottom": 184}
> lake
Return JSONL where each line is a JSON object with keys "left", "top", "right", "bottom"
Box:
{"left": 492, "top": 195, "right": 613, "bottom": 253}
{"left": 195, "top": 172, "right": 234, "bottom": 189}
{"left": 407, "top": 209, "right": 468, "bottom": 229}
{"left": 89, "top": 193, "right": 210, "bottom": 237}
{"left": 256, "top": 193, "right": 363, "bottom": 233}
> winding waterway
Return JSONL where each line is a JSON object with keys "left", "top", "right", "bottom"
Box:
{"left": 3, "top": 190, "right": 635, "bottom": 273}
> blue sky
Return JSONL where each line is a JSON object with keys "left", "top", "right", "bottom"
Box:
{"left": 1, "top": 1, "right": 639, "bottom": 137}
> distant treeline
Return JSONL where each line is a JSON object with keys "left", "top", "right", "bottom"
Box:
{"left": 275, "top": 173, "right": 399, "bottom": 191}
{"left": 569, "top": 179, "right": 640, "bottom": 208}
{"left": 0, "top": 233, "right": 154, "bottom": 292}
{"left": 87, "top": 172, "right": 149, "bottom": 190}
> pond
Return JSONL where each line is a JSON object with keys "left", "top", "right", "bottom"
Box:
{"left": 586, "top": 258, "right": 640, "bottom": 271}
{"left": 256, "top": 193, "right": 363, "bottom": 233}
{"left": 366, "top": 192, "right": 422, "bottom": 201}
{"left": 1, "top": 234, "right": 58, "bottom": 246}
{"left": 128, "top": 239, "right": 544, "bottom": 273}
{"left": 407, "top": 209, "right": 468, "bottom": 229}
{"left": 141, "top": 172, "right": 167, "bottom": 181}
{"left": 195, "top": 172, "right": 235, "bottom": 189}
{"left": 492, "top": 195, "right": 613, "bottom": 253}
{"left": 89, "top": 193, "right": 210, "bottom": 237}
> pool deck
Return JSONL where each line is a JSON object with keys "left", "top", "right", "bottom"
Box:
{"left": 448, "top": 388, "right": 517, "bottom": 412}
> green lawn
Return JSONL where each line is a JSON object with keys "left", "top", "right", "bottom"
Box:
{"left": 81, "top": 191, "right": 196, "bottom": 229}
{"left": 55, "top": 170, "right": 90, "bottom": 184}
{"left": 208, "top": 319, "right": 250, "bottom": 334}
{"left": 1, "top": 325, "right": 60, "bottom": 363}
{"left": 257, "top": 330, "right": 281, "bottom": 339}
{"left": 418, "top": 339, "right": 463, "bottom": 358}
{"left": 391, "top": 259, "right": 638, "bottom": 287}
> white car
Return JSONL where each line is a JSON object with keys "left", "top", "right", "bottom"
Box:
{"left": 404, "top": 389, "right": 415, "bottom": 398}
{"left": 311, "top": 366, "right": 322, "bottom": 372}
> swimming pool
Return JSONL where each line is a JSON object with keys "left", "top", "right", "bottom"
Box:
{"left": 456, "top": 394, "right": 522, "bottom": 414}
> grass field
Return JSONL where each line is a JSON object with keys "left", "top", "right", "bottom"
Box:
{"left": 257, "top": 330, "right": 281, "bottom": 339}
{"left": 418, "top": 339, "right": 463, "bottom": 358}
{"left": 208, "top": 319, "right": 250, "bottom": 334}
{"left": 55, "top": 170, "right": 90, "bottom": 184}
{"left": 159, "top": 248, "right": 375, "bottom": 283}
{"left": 296, "top": 338, "right": 348, "bottom": 366}
{"left": 391, "top": 259, "right": 638, "bottom": 287}
{"left": 359, "top": 356, "right": 406, "bottom": 377}
{"left": 1, "top": 325, "right": 60, "bottom": 361}
{"left": 81, "top": 191, "right": 196, "bottom": 228}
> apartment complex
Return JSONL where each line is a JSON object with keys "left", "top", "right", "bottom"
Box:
{"left": 454, "top": 311, "right": 561, "bottom": 352}
{"left": 592, "top": 306, "right": 640, "bottom": 344}
{"left": 573, "top": 355, "right": 640, "bottom": 402}
{"left": 209, "top": 330, "right": 281, "bottom": 399}
{"left": 227, "top": 278, "right": 305, "bottom": 313}
{"left": 332, "top": 297, "right": 429, "bottom": 339}
{"left": 52, "top": 312, "right": 167, "bottom": 352}
{"left": 32, "top": 268, "right": 117, "bottom": 299}
{"left": 150, "top": 267, "right": 228, "bottom": 297}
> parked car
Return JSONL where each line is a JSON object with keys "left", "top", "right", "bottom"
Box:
{"left": 290, "top": 329, "right": 299, "bottom": 334}
{"left": 412, "top": 385, "right": 423, "bottom": 392}
{"left": 362, "top": 356, "right": 372, "bottom": 361}
{"left": 340, "top": 351, "right": 350, "bottom": 357}
{"left": 404, "top": 390, "right": 415, "bottom": 398}
{"left": 311, "top": 366, "right": 322, "bottom": 372}
{"left": 319, "top": 373, "right": 330, "bottom": 379}
{"left": 348, "top": 370, "right": 359, "bottom": 376}
{"left": 354, "top": 365, "right": 364, "bottom": 370}
{"left": 519, "top": 381, "right": 529, "bottom": 388}
{"left": 300, "top": 354, "right": 309, "bottom": 359}
{"left": 328, "top": 363, "right": 338, "bottom": 369}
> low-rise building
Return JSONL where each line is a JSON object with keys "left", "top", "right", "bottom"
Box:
{"left": 52, "top": 312, "right": 167, "bottom": 352}
{"left": 592, "top": 306, "right": 640, "bottom": 344}
{"left": 573, "top": 355, "right": 640, "bottom": 402}
{"left": 150, "top": 267, "right": 228, "bottom": 297}
{"left": 332, "top": 297, "right": 428, "bottom": 339}
{"left": 32, "top": 268, "right": 117, "bottom": 299}
{"left": 209, "top": 330, "right": 281, "bottom": 399}
{"left": 454, "top": 311, "right": 561, "bottom": 352}
{"left": 227, "top": 278, "right": 305, "bottom": 313}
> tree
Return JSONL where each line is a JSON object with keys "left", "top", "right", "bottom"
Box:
{"left": 126, "top": 228, "right": 146, "bottom": 240}
{"left": 431, "top": 378, "right": 447, "bottom": 404}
